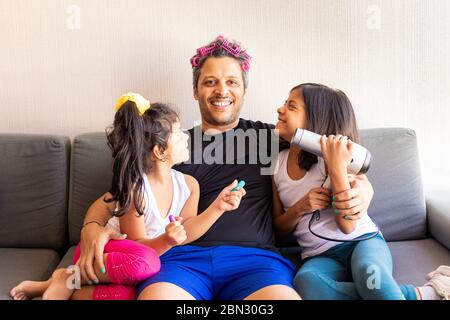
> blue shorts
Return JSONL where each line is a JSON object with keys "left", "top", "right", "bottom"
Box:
{"left": 136, "top": 245, "right": 296, "bottom": 300}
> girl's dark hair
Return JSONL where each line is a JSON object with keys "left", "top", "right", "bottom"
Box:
{"left": 104, "top": 101, "right": 179, "bottom": 217}
{"left": 291, "top": 83, "right": 360, "bottom": 171}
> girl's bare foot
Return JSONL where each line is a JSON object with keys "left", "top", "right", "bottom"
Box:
{"left": 10, "top": 279, "right": 51, "bottom": 300}
{"left": 42, "top": 269, "right": 74, "bottom": 300}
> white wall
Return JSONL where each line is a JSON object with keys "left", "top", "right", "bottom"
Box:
{"left": 1, "top": 0, "right": 449, "bottom": 190}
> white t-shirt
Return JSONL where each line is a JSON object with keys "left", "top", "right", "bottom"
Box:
{"left": 106, "top": 169, "right": 191, "bottom": 239}
{"left": 273, "top": 150, "right": 378, "bottom": 259}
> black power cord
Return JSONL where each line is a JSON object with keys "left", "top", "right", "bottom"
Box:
{"left": 307, "top": 176, "right": 380, "bottom": 243}
{"left": 308, "top": 209, "right": 380, "bottom": 243}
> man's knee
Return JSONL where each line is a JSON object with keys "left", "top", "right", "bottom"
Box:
{"left": 244, "top": 285, "right": 301, "bottom": 300}
{"left": 138, "top": 282, "right": 195, "bottom": 300}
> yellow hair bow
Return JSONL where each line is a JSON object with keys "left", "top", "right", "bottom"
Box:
{"left": 114, "top": 92, "right": 151, "bottom": 116}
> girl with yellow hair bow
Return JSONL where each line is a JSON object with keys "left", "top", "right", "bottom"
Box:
{"left": 11, "top": 92, "right": 246, "bottom": 300}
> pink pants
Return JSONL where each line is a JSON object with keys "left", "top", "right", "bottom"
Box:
{"left": 73, "top": 239, "right": 160, "bottom": 300}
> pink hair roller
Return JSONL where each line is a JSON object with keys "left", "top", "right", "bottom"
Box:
{"left": 198, "top": 43, "right": 219, "bottom": 56}
{"left": 241, "top": 61, "right": 250, "bottom": 72}
{"left": 190, "top": 35, "right": 251, "bottom": 72}
{"left": 221, "top": 40, "right": 242, "bottom": 57}
{"left": 190, "top": 56, "right": 200, "bottom": 68}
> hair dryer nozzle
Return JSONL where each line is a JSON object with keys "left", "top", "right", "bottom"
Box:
{"left": 359, "top": 150, "right": 371, "bottom": 174}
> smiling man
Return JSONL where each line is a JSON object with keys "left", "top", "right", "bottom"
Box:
{"left": 78, "top": 36, "right": 374, "bottom": 300}
{"left": 194, "top": 55, "right": 244, "bottom": 131}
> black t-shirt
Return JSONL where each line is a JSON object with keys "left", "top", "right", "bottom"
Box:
{"left": 174, "top": 118, "right": 288, "bottom": 252}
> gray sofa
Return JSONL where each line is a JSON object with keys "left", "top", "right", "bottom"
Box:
{"left": 1, "top": 128, "right": 449, "bottom": 300}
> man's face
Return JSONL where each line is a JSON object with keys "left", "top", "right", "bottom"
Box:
{"left": 193, "top": 57, "right": 245, "bottom": 127}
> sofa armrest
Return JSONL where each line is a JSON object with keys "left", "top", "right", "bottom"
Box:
{"left": 427, "top": 189, "right": 450, "bottom": 250}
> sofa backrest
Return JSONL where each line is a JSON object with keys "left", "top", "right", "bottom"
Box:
{"left": 0, "top": 134, "right": 70, "bottom": 251}
{"left": 68, "top": 133, "right": 113, "bottom": 245}
{"left": 361, "top": 128, "right": 426, "bottom": 241}
{"left": 69, "top": 127, "right": 427, "bottom": 245}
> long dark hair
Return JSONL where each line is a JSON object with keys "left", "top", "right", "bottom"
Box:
{"left": 291, "top": 83, "right": 360, "bottom": 171}
{"left": 104, "top": 101, "right": 179, "bottom": 217}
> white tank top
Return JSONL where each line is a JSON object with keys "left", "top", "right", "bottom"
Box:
{"left": 106, "top": 169, "right": 191, "bottom": 239}
{"left": 273, "top": 150, "right": 378, "bottom": 259}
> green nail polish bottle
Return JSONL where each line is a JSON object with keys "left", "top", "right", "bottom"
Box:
{"left": 331, "top": 202, "right": 335, "bottom": 207}
{"left": 334, "top": 209, "right": 340, "bottom": 215}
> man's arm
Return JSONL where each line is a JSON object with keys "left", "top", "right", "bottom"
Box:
{"left": 83, "top": 192, "right": 115, "bottom": 225}
{"left": 78, "top": 193, "right": 127, "bottom": 282}
{"left": 332, "top": 174, "right": 374, "bottom": 220}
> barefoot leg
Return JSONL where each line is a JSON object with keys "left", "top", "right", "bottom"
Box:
{"left": 10, "top": 279, "right": 52, "bottom": 300}
{"left": 42, "top": 269, "right": 75, "bottom": 300}
{"left": 43, "top": 254, "right": 113, "bottom": 300}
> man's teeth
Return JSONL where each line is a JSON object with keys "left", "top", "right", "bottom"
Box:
{"left": 211, "top": 101, "right": 232, "bottom": 107}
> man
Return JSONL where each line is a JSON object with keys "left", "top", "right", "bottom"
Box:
{"left": 78, "top": 35, "right": 374, "bottom": 300}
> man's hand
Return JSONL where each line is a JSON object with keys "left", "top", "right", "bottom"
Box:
{"left": 332, "top": 175, "right": 373, "bottom": 220}
{"left": 77, "top": 223, "right": 127, "bottom": 282}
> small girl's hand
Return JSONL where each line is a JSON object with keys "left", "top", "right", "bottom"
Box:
{"left": 294, "top": 187, "right": 331, "bottom": 214}
{"left": 213, "top": 180, "right": 247, "bottom": 212}
{"left": 164, "top": 216, "right": 187, "bottom": 246}
{"left": 320, "top": 135, "right": 354, "bottom": 177}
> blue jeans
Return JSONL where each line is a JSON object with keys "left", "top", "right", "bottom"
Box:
{"left": 294, "top": 234, "right": 417, "bottom": 300}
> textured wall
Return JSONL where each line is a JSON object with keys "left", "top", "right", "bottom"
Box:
{"left": 0, "top": 0, "right": 449, "bottom": 189}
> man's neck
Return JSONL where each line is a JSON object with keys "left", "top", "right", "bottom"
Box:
{"left": 201, "top": 118, "right": 240, "bottom": 134}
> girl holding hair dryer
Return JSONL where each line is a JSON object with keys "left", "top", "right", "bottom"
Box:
{"left": 273, "top": 83, "right": 449, "bottom": 300}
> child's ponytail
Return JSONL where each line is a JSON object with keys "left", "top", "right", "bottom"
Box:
{"left": 104, "top": 93, "right": 179, "bottom": 217}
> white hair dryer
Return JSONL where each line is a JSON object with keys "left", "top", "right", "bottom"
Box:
{"left": 292, "top": 129, "right": 379, "bottom": 243}
{"left": 290, "top": 128, "right": 371, "bottom": 175}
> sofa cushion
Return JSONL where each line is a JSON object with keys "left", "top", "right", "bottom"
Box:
{"left": 387, "top": 239, "right": 450, "bottom": 286}
{"left": 56, "top": 245, "right": 77, "bottom": 269}
{"left": 69, "top": 133, "right": 113, "bottom": 245}
{"left": 0, "top": 134, "right": 70, "bottom": 251}
{"left": 280, "top": 238, "right": 450, "bottom": 288}
{"left": 361, "top": 128, "right": 426, "bottom": 241}
{"left": 0, "top": 248, "right": 60, "bottom": 300}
